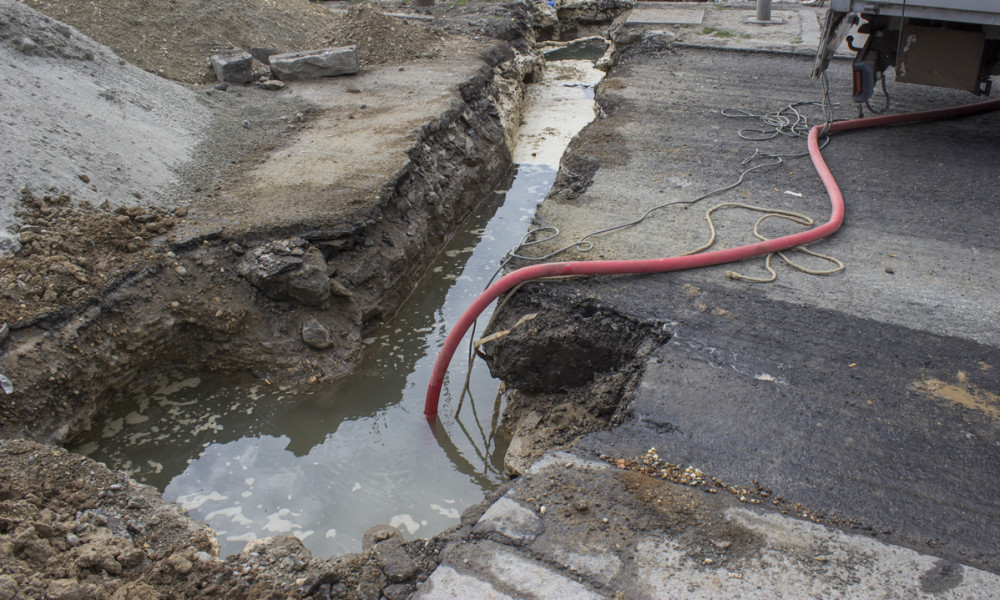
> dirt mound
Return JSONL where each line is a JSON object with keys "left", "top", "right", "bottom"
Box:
{"left": 0, "top": 439, "right": 231, "bottom": 599}
{"left": 27, "top": 0, "right": 338, "bottom": 84}
{"left": 0, "top": 0, "right": 210, "bottom": 252}
{"left": 323, "top": 3, "right": 459, "bottom": 66}
{"left": 0, "top": 191, "right": 182, "bottom": 324}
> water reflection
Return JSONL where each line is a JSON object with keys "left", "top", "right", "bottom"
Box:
{"left": 74, "top": 58, "right": 604, "bottom": 558}
{"left": 76, "top": 166, "right": 559, "bottom": 557}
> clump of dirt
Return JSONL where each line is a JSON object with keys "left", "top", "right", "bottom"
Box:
{"left": 0, "top": 190, "right": 179, "bottom": 324}
{"left": 322, "top": 3, "right": 464, "bottom": 67}
{"left": 26, "top": 0, "right": 338, "bottom": 84}
{"left": 0, "top": 439, "right": 236, "bottom": 599}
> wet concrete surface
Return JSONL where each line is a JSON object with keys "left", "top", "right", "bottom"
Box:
{"left": 461, "top": 18, "right": 1000, "bottom": 596}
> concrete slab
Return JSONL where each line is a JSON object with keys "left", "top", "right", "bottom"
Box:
{"left": 635, "top": 507, "right": 1000, "bottom": 598}
{"left": 417, "top": 450, "right": 1000, "bottom": 598}
{"left": 626, "top": 5, "right": 705, "bottom": 25}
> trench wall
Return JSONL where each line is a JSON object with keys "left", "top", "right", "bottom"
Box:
{"left": 0, "top": 42, "right": 539, "bottom": 444}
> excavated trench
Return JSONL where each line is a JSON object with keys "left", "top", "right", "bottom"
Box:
{"left": 82, "top": 52, "right": 612, "bottom": 559}
{"left": 5, "top": 19, "right": 638, "bottom": 555}
{"left": 0, "top": 2, "right": 657, "bottom": 596}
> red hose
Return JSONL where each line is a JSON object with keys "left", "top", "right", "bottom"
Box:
{"left": 424, "top": 98, "right": 1000, "bottom": 420}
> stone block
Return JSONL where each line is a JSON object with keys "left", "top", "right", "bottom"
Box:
{"left": 269, "top": 46, "right": 359, "bottom": 81}
{"left": 237, "top": 239, "right": 331, "bottom": 306}
{"left": 210, "top": 48, "right": 253, "bottom": 84}
{"left": 249, "top": 47, "right": 278, "bottom": 64}
{"left": 474, "top": 497, "right": 543, "bottom": 545}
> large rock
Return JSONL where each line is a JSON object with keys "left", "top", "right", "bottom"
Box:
{"left": 210, "top": 48, "right": 253, "bottom": 83}
{"left": 237, "top": 239, "right": 331, "bottom": 306}
{"left": 269, "top": 46, "right": 359, "bottom": 81}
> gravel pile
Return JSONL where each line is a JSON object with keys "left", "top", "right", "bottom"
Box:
{"left": 0, "top": 0, "right": 208, "bottom": 252}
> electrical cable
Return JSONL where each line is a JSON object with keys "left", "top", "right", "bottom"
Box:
{"left": 865, "top": 72, "right": 891, "bottom": 114}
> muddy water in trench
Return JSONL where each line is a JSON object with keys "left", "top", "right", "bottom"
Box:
{"left": 73, "top": 58, "right": 605, "bottom": 558}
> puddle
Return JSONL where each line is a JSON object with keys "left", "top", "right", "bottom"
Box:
{"left": 542, "top": 38, "right": 609, "bottom": 62}
{"left": 72, "top": 56, "right": 605, "bottom": 558}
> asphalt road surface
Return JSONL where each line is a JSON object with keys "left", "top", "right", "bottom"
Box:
{"left": 530, "top": 42, "right": 1000, "bottom": 572}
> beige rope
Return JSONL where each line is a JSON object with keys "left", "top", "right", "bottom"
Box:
{"left": 683, "top": 202, "right": 844, "bottom": 283}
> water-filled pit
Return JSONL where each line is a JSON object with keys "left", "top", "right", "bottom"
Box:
{"left": 74, "top": 52, "right": 606, "bottom": 558}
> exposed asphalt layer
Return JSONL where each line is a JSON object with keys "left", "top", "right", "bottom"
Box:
{"left": 523, "top": 43, "right": 1000, "bottom": 572}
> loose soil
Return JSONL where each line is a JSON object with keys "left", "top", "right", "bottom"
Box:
{"left": 0, "top": 191, "right": 180, "bottom": 325}
{"left": 24, "top": 0, "right": 338, "bottom": 84}
{"left": 0, "top": 439, "right": 459, "bottom": 600}
{"left": 324, "top": 3, "right": 463, "bottom": 67}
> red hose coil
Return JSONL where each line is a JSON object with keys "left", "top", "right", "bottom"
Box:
{"left": 424, "top": 98, "right": 1000, "bottom": 420}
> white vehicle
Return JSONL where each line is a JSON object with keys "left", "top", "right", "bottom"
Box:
{"left": 813, "top": 0, "right": 1000, "bottom": 102}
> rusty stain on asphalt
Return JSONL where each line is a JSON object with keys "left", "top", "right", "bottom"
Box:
{"left": 911, "top": 376, "right": 1000, "bottom": 422}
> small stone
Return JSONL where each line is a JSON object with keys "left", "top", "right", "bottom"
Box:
{"left": 78, "top": 174, "right": 90, "bottom": 183}
{"left": 175, "top": 266, "right": 188, "bottom": 276}
{"left": 301, "top": 317, "right": 333, "bottom": 350}
{"left": 46, "top": 578, "right": 93, "bottom": 600}
{"left": 166, "top": 552, "right": 193, "bottom": 574}
{"left": 173, "top": 206, "right": 189, "bottom": 218}
{"left": 376, "top": 541, "right": 418, "bottom": 583}
{"left": 383, "top": 583, "right": 413, "bottom": 600}
{"left": 66, "top": 533, "right": 80, "bottom": 547}
{"left": 242, "top": 120, "right": 251, "bottom": 129}
{"left": 362, "top": 525, "right": 402, "bottom": 550}
{"left": 214, "top": 82, "right": 229, "bottom": 91}
{"left": 14, "top": 36, "right": 36, "bottom": 55}
{"left": 0, "top": 574, "right": 17, "bottom": 600}
{"left": 260, "top": 79, "right": 286, "bottom": 91}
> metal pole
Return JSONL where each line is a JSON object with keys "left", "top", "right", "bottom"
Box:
{"left": 756, "top": 0, "right": 772, "bottom": 22}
